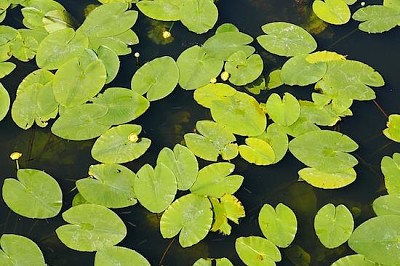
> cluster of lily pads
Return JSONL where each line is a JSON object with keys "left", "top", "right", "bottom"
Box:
{"left": 0, "top": 0, "right": 399, "bottom": 265}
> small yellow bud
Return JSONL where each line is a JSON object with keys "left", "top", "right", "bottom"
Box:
{"left": 210, "top": 78, "right": 217, "bottom": 84}
{"left": 162, "top": 30, "right": 171, "bottom": 39}
{"left": 10, "top": 152, "right": 22, "bottom": 160}
{"left": 128, "top": 133, "right": 139, "bottom": 143}
{"left": 220, "top": 71, "right": 230, "bottom": 81}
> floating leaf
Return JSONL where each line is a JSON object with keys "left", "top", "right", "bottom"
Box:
{"left": 180, "top": 0, "right": 218, "bottom": 34}
{"left": 193, "top": 258, "right": 233, "bottom": 266}
{"left": 36, "top": 28, "right": 88, "bottom": 69}
{"left": 348, "top": 215, "right": 400, "bottom": 265}
{"left": 184, "top": 120, "right": 238, "bottom": 161}
{"left": 160, "top": 193, "right": 213, "bottom": 247}
{"left": 299, "top": 100, "right": 341, "bottom": 126}
{"left": 0, "top": 83, "right": 10, "bottom": 122}
{"left": 306, "top": 50, "right": 346, "bottom": 63}
{"left": 156, "top": 144, "right": 198, "bottom": 190}
{"left": 258, "top": 203, "right": 297, "bottom": 248}
{"left": 239, "top": 137, "right": 275, "bottom": 166}
{"left": 136, "top": 0, "right": 181, "bottom": 21}
{"left": 92, "top": 87, "right": 149, "bottom": 126}
{"left": 42, "top": 9, "right": 75, "bottom": 33}
{"left": 381, "top": 153, "right": 400, "bottom": 194}
{"left": 88, "top": 29, "right": 139, "bottom": 55}
{"left": 95, "top": 246, "right": 151, "bottom": 266}
{"left": 12, "top": 29, "right": 46, "bottom": 62}
{"left": 0, "top": 234, "right": 45, "bottom": 266}
{"left": 211, "top": 194, "right": 245, "bottom": 235}
{"left": 97, "top": 45, "right": 120, "bottom": 84}
{"left": 193, "top": 83, "right": 237, "bottom": 108}
{"left": 353, "top": 5, "right": 400, "bottom": 33}
{"left": 266, "top": 93, "right": 300, "bottom": 126}
{"left": 190, "top": 162, "right": 243, "bottom": 198}
{"left": 289, "top": 130, "right": 358, "bottom": 172}
{"left": 177, "top": 45, "right": 223, "bottom": 90}
{"left": 331, "top": 254, "right": 377, "bottom": 266}
{"left": 383, "top": 114, "right": 400, "bottom": 142}
{"left": 56, "top": 204, "right": 127, "bottom": 252}
{"left": 76, "top": 164, "right": 137, "bottom": 208}
{"left": 264, "top": 123, "right": 289, "bottom": 163}
{"left": 134, "top": 163, "right": 177, "bottom": 213}
{"left": 257, "top": 22, "right": 317, "bottom": 57}
{"left": 2, "top": 169, "right": 62, "bottom": 219}
{"left": 312, "top": 0, "right": 351, "bottom": 25}
{"left": 314, "top": 204, "right": 354, "bottom": 248}
{"left": 266, "top": 69, "right": 283, "bottom": 89}
{"left": 91, "top": 124, "right": 151, "bottom": 164}
{"left": 235, "top": 236, "right": 281, "bottom": 265}
{"left": 281, "top": 54, "right": 327, "bottom": 86}
{"left": 131, "top": 56, "right": 179, "bottom": 101}
{"left": 51, "top": 103, "right": 110, "bottom": 140}
{"left": 0, "top": 62, "right": 15, "bottom": 79}
{"left": 0, "top": 26, "right": 17, "bottom": 62}
{"left": 225, "top": 50, "right": 263, "bottom": 86}
{"left": 373, "top": 194, "right": 400, "bottom": 216}
{"left": 298, "top": 167, "right": 357, "bottom": 189}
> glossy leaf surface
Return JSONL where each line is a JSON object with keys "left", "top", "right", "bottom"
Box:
{"left": 235, "top": 236, "right": 281, "bottom": 265}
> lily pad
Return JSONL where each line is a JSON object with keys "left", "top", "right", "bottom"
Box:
{"left": 0, "top": 61, "right": 15, "bottom": 79}
{"left": 298, "top": 167, "right": 357, "bottom": 189}
{"left": 289, "top": 130, "right": 358, "bottom": 172}
{"left": 97, "top": 45, "right": 120, "bottom": 84}
{"left": 2, "top": 168, "right": 62, "bottom": 219}
{"left": 264, "top": 123, "right": 289, "bottom": 163}
{"left": 257, "top": 22, "right": 317, "bottom": 57}
{"left": 312, "top": 0, "right": 351, "bottom": 25}
{"left": 193, "top": 83, "right": 237, "bottom": 108}
{"left": 0, "top": 234, "right": 45, "bottom": 266}
{"left": 95, "top": 246, "right": 151, "bottom": 266}
{"left": 0, "top": 83, "right": 10, "bottom": 122}
{"left": 383, "top": 114, "right": 400, "bottom": 142}
{"left": 353, "top": 5, "right": 400, "bottom": 33}
{"left": 314, "top": 204, "right": 354, "bottom": 248}
{"left": 306, "top": 50, "right": 346, "bottom": 63}
{"left": 210, "top": 194, "right": 245, "bottom": 235}
{"left": 239, "top": 137, "right": 275, "bottom": 166}
{"left": 160, "top": 193, "right": 213, "bottom": 247}
{"left": 265, "top": 93, "right": 300, "bottom": 126}
{"left": 348, "top": 215, "right": 400, "bottom": 265}
{"left": 258, "top": 203, "right": 297, "bottom": 248}
{"left": 131, "top": 56, "right": 179, "bottom": 101}
{"left": 331, "top": 254, "right": 377, "bottom": 266}
{"left": 180, "top": 0, "right": 218, "bottom": 34}
{"left": 88, "top": 29, "right": 139, "bottom": 55}
{"left": 224, "top": 51, "right": 263, "bottom": 86}
{"left": 91, "top": 124, "right": 151, "bottom": 164}
{"left": 11, "top": 29, "right": 46, "bottom": 62}
{"left": 235, "top": 236, "right": 281, "bottom": 265}
{"left": 193, "top": 257, "right": 233, "bottom": 266}
{"left": 381, "top": 153, "right": 400, "bottom": 194}
{"left": 76, "top": 163, "right": 137, "bottom": 208}
{"left": 56, "top": 204, "right": 127, "bottom": 252}
{"left": 134, "top": 163, "right": 177, "bottom": 213}
{"left": 190, "top": 162, "right": 243, "bottom": 198}
{"left": 136, "top": 0, "right": 181, "bottom": 21}
{"left": 373, "top": 194, "right": 400, "bottom": 216}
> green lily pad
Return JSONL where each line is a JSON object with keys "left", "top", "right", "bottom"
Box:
{"left": 2, "top": 169, "right": 62, "bottom": 219}
{"left": 257, "top": 22, "right": 317, "bottom": 57}
{"left": 177, "top": 45, "right": 223, "bottom": 90}
{"left": 134, "top": 163, "right": 177, "bottom": 213}
{"left": 51, "top": 103, "right": 110, "bottom": 140}
{"left": 156, "top": 144, "right": 198, "bottom": 190}
{"left": 184, "top": 120, "right": 238, "bottom": 161}
{"left": 190, "top": 162, "right": 243, "bottom": 198}
{"left": 258, "top": 203, "right": 297, "bottom": 248}
{"left": 381, "top": 153, "right": 400, "bottom": 194}
{"left": 266, "top": 69, "right": 283, "bottom": 89}
{"left": 0, "top": 62, "right": 15, "bottom": 79}
{"left": 210, "top": 194, "right": 245, "bottom": 235}
{"left": 299, "top": 100, "right": 340, "bottom": 126}
{"left": 91, "top": 124, "right": 151, "bottom": 163}
{"left": 298, "top": 167, "right": 357, "bottom": 189}
{"left": 42, "top": 9, "right": 75, "bottom": 33}
{"left": 97, "top": 45, "right": 120, "bottom": 84}
{"left": 314, "top": 204, "right": 354, "bottom": 248}
{"left": 136, "top": 0, "right": 181, "bottom": 21}
{"left": 180, "top": 0, "right": 218, "bottom": 34}
{"left": 281, "top": 54, "right": 327, "bottom": 86}
{"left": 239, "top": 137, "right": 275, "bottom": 165}
{"left": 312, "top": 0, "right": 351, "bottom": 25}
{"left": 193, "top": 83, "right": 237, "bottom": 108}
{"left": 36, "top": 28, "right": 88, "bottom": 70}
{"left": 92, "top": 87, "right": 149, "bottom": 126}
{"left": 0, "top": 83, "right": 10, "bottom": 122}
{"left": 56, "top": 204, "right": 127, "bottom": 252}
{"left": 95, "top": 246, "right": 151, "bottom": 266}
{"left": 265, "top": 93, "right": 300, "bottom": 126}
{"left": 193, "top": 257, "right": 233, "bottom": 266}
{"left": 76, "top": 164, "right": 137, "bottom": 208}
{"left": 383, "top": 114, "right": 400, "bottom": 142}
{"left": 353, "top": 5, "right": 400, "bottom": 33}
{"left": 348, "top": 215, "right": 400, "bottom": 265}
{"left": 88, "top": 29, "right": 139, "bottom": 56}
{"left": 289, "top": 130, "right": 358, "bottom": 172}
{"left": 131, "top": 56, "right": 179, "bottom": 101}
{"left": 160, "top": 193, "right": 213, "bottom": 247}
{"left": 306, "top": 50, "right": 346, "bottom": 63}
{"left": 0, "top": 26, "right": 17, "bottom": 62}
{"left": 11, "top": 29, "right": 46, "bottom": 62}
{"left": 225, "top": 51, "right": 263, "bottom": 86}
{"left": 0, "top": 234, "right": 45, "bottom": 266}
{"left": 21, "top": 0, "right": 66, "bottom": 30}
{"left": 331, "top": 254, "right": 377, "bottom": 266}
{"left": 210, "top": 91, "right": 267, "bottom": 136}
{"left": 373, "top": 194, "right": 400, "bottom": 216}
{"left": 264, "top": 123, "right": 289, "bottom": 163}
{"left": 235, "top": 236, "right": 281, "bottom": 265}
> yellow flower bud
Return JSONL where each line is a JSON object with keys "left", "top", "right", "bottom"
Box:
{"left": 210, "top": 78, "right": 217, "bottom": 84}
{"left": 128, "top": 133, "right": 139, "bottom": 143}
{"left": 162, "top": 30, "right": 171, "bottom": 39}
{"left": 220, "top": 71, "right": 230, "bottom": 81}
{"left": 10, "top": 152, "right": 22, "bottom": 160}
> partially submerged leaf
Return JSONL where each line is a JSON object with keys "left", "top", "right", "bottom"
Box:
{"left": 235, "top": 236, "right": 281, "bottom": 265}
{"left": 0, "top": 234, "right": 45, "bottom": 266}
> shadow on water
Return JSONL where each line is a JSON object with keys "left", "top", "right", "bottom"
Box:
{"left": 0, "top": 0, "right": 399, "bottom": 265}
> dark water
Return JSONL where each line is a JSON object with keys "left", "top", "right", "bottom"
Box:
{"left": 0, "top": 0, "right": 399, "bottom": 265}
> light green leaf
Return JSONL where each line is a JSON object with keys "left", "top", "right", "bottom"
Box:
{"left": 264, "top": 123, "right": 289, "bottom": 163}
{"left": 177, "top": 45, "right": 223, "bottom": 90}
{"left": 0, "top": 234, "right": 45, "bottom": 266}
{"left": 97, "top": 45, "right": 120, "bottom": 84}
{"left": 257, "top": 22, "right": 317, "bottom": 57}
{"left": 373, "top": 194, "right": 400, "bottom": 216}
{"left": 381, "top": 153, "right": 400, "bottom": 194}
{"left": 42, "top": 9, "right": 75, "bottom": 33}
{"left": 0, "top": 62, "right": 15, "bottom": 78}
{"left": 353, "top": 5, "right": 400, "bottom": 33}
{"left": 289, "top": 130, "right": 358, "bottom": 172}
{"left": 180, "top": 0, "right": 218, "bottom": 34}
{"left": 2, "top": 169, "right": 62, "bottom": 219}
{"left": 156, "top": 144, "right": 198, "bottom": 190}
{"left": 239, "top": 137, "right": 275, "bottom": 166}
{"left": 281, "top": 54, "right": 327, "bottom": 86}
{"left": 225, "top": 51, "right": 263, "bottom": 86}
{"left": 36, "top": 28, "right": 88, "bottom": 69}
{"left": 11, "top": 29, "right": 46, "bottom": 62}
{"left": 348, "top": 215, "right": 400, "bottom": 265}
{"left": 210, "top": 194, "right": 245, "bottom": 235}
{"left": 314, "top": 204, "right": 354, "bottom": 248}
{"left": 193, "top": 83, "right": 237, "bottom": 108}
{"left": 258, "top": 203, "right": 297, "bottom": 248}
{"left": 160, "top": 193, "right": 213, "bottom": 247}
{"left": 95, "top": 246, "right": 151, "bottom": 266}
{"left": 134, "top": 163, "right": 177, "bottom": 213}
{"left": 92, "top": 87, "right": 149, "bottom": 126}
{"left": 193, "top": 257, "right": 233, "bottom": 266}
{"left": 0, "top": 26, "right": 17, "bottom": 62}
{"left": 331, "top": 254, "right": 378, "bottom": 266}
{"left": 56, "top": 204, "right": 127, "bottom": 252}
{"left": 88, "top": 29, "right": 139, "bottom": 56}
{"left": 245, "top": 75, "right": 266, "bottom": 95}
{"left": 190, "top": 162, "right": 243, "bottom": 198}
{"left": 0, "top": 83, "right": 10, "bottom": 122}
{"left": 266, "top": 69, "right": 283, "bottom": 89}
{"left": 306, "top": 50, "right": 346, "bottom": 63}
{"left": 298, "top": 167, "right": 357, "bottom": 189}
{"left": 383, "top": 114, "right": 400, "bottom": 142}
{"left": 235, "top": 236, "right": 281, "bottom": 266}
{"left": 265, "top": 93, "right": 300, "bottom": 126}
{"left": 299, "top": 100, "right": 340, "bottom": 126}
{"left": 51, "top": 104, "right": 110, "bottom": 140}
{"left": 136, "top": 0, "right": 181, "bottom": 21}
{"left": 312, "top": 0, "right": 351, "bottom": 25}
{"left": 76, "top": 164, "right": 137, "bottom": 208}
{"left": 91, "top": 124, "right": 151, "bottom": 163}
{"left": 21, "top": 0, "right": 66, "bottom": 30}
{"left": 131, "top": 56, "right": 179, "bottom": 101}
